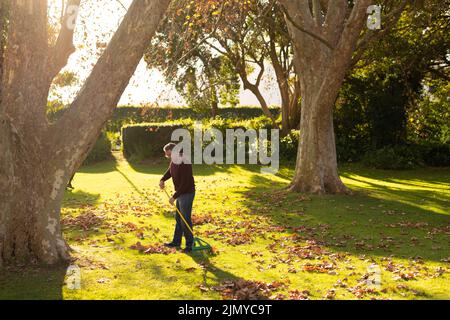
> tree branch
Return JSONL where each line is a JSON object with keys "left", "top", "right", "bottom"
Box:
{"left": 335, "top": 0, "right": 372, "bottom": 57}
{"left": 47, "top": 0, "right": 81, "bottom": 81}
{"left": 280, "top": 4, "right": 334, "bottom": 50}
{"left": 50, "top": 0, "right": 171, "bottom": 170}
{"left": 351, "top": 0, "right": 410, "bottom": 67}
{"left": 323, "top": 0, "right": 347, "bottom": 46}
{"left": 312, "top": 0, "right": 324, "bottom": 27}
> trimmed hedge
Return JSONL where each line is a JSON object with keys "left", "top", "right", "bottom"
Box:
{"left": 108, "top": 106, "right": 280, "bottom": 132}
{"left": 121, "top": 118, "right": 277, "bottom": 162}
{"left": 122, "top": 123, "right": 184, "bottom": 161}
{"left": 47, "top": 106, "right": 280, "bottom": 133}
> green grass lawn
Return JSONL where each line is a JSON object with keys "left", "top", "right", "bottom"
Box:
{"left": 1, "top": 153, "right": 449, "bottom": 300}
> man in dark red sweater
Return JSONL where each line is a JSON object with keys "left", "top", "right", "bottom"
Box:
{"left": 159, "top": 143, "right": 196, "bottom": 253}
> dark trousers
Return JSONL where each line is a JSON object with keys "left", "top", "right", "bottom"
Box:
{"left": 172, "top": 192, "right": 195, "bottom": 247}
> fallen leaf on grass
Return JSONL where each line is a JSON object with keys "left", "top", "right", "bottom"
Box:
{"left": 97, "top": 278, "right": 110, "bottom": 284}
{"left": 303, "top": 262, "right": 335, "bottom": 273}
{"left": 129, "top": 242, "right": 176, "bottom": 255}
{"left": 289, "top": 289, "right": 310, "bottom": 300}
{"left": 325, "top": 289, "right": 336, "bottom": 299}
{"left": 210, "top": 279, "right": 289, "bottom": 300}
{"left": 192, "top": 214, "right": 215, "bottom": 226}
{"left": 348, "top": 285, "right": 377, "bottom": 299}
{"left": 61, "top": 211, "right": 107, "bottom": 231}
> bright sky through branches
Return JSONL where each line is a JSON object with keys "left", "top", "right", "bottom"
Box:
{"left": 48, "top": 0, "right": 280, "bottom": 107}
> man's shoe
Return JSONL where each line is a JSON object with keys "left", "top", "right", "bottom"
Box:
{"left": 164, "top": 242, "right": 180, "bottom": 248}
{"left": 182, "top": 247, "right": 192, "bottom": 253}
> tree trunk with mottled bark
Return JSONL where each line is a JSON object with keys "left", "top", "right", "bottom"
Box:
{"left": 278, "top": 0, "right": 409, "bottom": 194}
{"left": 0, "top": 0, "right": 170, "bottom": 266}
{"left": 278, "top": 0, "right": 374, "bottom": 194}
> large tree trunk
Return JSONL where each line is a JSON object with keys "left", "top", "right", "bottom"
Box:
{"left": 279, "top": 0, "right": 373, "bottom": 194}
{"left": 289, "top": 75, "right": 349, "bottom": 194}
{"left": 0, "top": 0, "right": 170, "bottom": 266}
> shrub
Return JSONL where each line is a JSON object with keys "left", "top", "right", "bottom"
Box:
{"left": 279, "top": 130, "right": 299, "bottom": 160}
{"left": 361, "top": 142, "right": 450, "bottom": 169}
{"left": 106, "top": 131, "right": 122, "bottom": 151}
{"left": 83, "top": 132, "right": 113, "bottom": 165}
{"left": 416, "top": 143, "right": 450, "bottom": 167}
{"left": 361, "top": 145, "right": 424, "bottom": 170}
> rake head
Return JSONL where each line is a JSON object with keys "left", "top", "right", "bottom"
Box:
{"left": 192, "top": 237, "right": 212, "bottom": 252}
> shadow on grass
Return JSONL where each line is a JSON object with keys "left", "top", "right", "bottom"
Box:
{"left": 77, "top": 157, "right": 118, "bottom": 174}
{"left": 116, "top": 167, "right": 146, "bottom": 197}
{"left": 189, "top": 252, "right": 241, "bottom": 287}
{"left": 128, "top": 161, "right": 238, "bottom": 177}
{"left": 239, "top": 168, "right": 450, "bottom": 263}
{"left": 0, "top": 263, "right": 69, "bottom": 300}
{"left": 340, "top": 172, "right": 450, "bottom": 215}
{"left": 62, "top": 189, "right": 102, "bottom": 208}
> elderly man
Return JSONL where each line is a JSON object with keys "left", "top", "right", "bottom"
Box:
{"left": 159, "top": 142, "right": 196, "bottom": 253}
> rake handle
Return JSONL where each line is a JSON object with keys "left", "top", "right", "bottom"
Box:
{"left": 162, "top": 188, "right": 195, "bottom": 236}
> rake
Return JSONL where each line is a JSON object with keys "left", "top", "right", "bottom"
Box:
{"left": 162, "top": 188, "right": 212, "bottom": 253}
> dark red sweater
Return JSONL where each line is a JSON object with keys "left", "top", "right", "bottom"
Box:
{"left": 161, "top": 161, "right": 195, "bottom": 199}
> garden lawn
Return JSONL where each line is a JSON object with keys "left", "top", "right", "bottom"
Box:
{"left": 0, "top": 152, "right": 449, "bottom": 300}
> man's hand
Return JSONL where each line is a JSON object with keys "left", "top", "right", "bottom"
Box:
{"left": 159, "top": 180, "right": 165, "bottom": 189}
{"left": 169, "top": 197, "right": 175, "bottom": 205}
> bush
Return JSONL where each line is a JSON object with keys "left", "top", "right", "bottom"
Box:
{"left": 279, "top": 130, "right": 299, "bottom": 160}
{"left": 106, "top": 131, "right": 122, "bottom": 151}
{"left": 361, "top": 142, "right": 450, "bottom": 170}
{"left": 336, "top": 137, "right": 369, "bottom": 163}
{"left": 416, "top": 143, "right": 450, "bottom": 167}
{"left": 83, "top": 132, "right": 113, "bottom": 165}
{"left": 361, "top": 145, "right": 424, "bottom": 170}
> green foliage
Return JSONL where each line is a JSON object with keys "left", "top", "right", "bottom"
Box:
{"left": 415, "top": 142, "right": 450, "bottom": 167}
{"left": 218, "top": 57, "right": 240, "bottom": 107}
{"left": 52, "top": 70, "right": 79, "bottom": 88}
{"left": 279, "top": 130, "right": 299, "bottom": 160}
{"left": 106, "top": 131, "right": 122, "bottom": 151}
{"left": 46, "top": 99, "right": 67, "bottom": 121}
{"left": 362, "top": 145, "right": 424, "bottom": 170}
{"left": 408, "top": 79, "right": 450, "bottom": 145}
{"left": 335, "top": 1, "right": 449, "bottom": 160}
{"left": 83, "top": 132, "right": 113, "bottom": 166}
{"left": 103, "top": 106, "right": 280, "bottom": 133}
{"left": 360, "top": 142, "right": 450, "bottom": 170}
